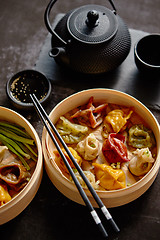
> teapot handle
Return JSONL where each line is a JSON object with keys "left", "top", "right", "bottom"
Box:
{"left": 44, "top": 0, "right": 117, "bottom": 45}
{"left": 44, "top": 0, "right": 67, "bottom": 45}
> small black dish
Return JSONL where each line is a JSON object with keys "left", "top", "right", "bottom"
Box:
{"left": 134, "top": 34, "right": 160, "bottom": 74}
{"left": 6, "top": 69, "right": 51, "bottom": 110}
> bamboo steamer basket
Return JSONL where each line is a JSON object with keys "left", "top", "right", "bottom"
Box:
{"left": 42, "top": 89, "right": 160, "bottom": 208}
{"left": 0, "top": 107, "right": 43, "bottom": 224}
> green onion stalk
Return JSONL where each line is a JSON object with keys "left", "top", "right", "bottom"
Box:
{"left": 0, "top": 122, "right": 38, "bottom": 170}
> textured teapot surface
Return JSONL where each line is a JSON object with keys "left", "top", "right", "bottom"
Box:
{"left": 45, "top": 1, "right": 131, "bottom": 74}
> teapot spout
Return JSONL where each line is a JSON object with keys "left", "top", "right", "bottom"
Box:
{"left": 49, "top": 47, "right": 69, "bottom": 65}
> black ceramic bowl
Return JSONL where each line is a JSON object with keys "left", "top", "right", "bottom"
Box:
{"left": 6, "top": 70, "right": 51, "bottom": 110}
{"left": 134, "top": 34, "right": 160, "bottom": 74}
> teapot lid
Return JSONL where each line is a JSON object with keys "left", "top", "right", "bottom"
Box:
{"left": 67, "top": 4, "right": 118, "bottom": 44}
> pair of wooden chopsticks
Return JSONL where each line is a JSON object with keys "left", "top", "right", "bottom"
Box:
{"left": 30, "top": 93, "right": 120, "bottom": 238}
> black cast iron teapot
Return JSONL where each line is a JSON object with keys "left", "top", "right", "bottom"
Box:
{"left": 44, "top": 0, "right": 131, "bottom": 74}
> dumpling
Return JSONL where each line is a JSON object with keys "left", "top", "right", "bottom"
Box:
{"left": 92, "top": 163, "right": 126, "bottom": 190}
{"left": 102, "top": 133, "right": 129, "bottom": 163}
{"left": 53, "top": 147, "right": 82, "bottom": 179}
{"left": 0, "top": 184, "right": 11, "bottom": 206}
{"left": 128, "top": 147, "right": 155, "bottom": 176}
{"left": 70, "top": 97, "right": 108, "bottom": 128}
{"left": 55, "top": 116, "right": 88, "bottom": 144}
{"left": 71, "top": 170, "right": 100, "bottom": 190}
{"left": 0, "top": 162, "right": 31, "bottom": 191}
{"left": 77, "top": 133, "right": 100, "bottom": 160}
{"left": 104, "top": 109, "right": 133, "bottom": 133}
{"left": 128, "top": 124, "right": 155, "bottom": 148}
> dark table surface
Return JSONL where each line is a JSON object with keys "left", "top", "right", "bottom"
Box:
{"left": 0, "top": 1, "right": 160, "bottom": 240}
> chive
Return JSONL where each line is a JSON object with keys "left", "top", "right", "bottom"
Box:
{"left": 14, "top": 153, "right": 30, "bottom": 171}
{"left": 0, "top": 121, "right": 36, "bottom": 170}
{"left": 0, "top": 134, "right": 30, "bottom": 159}
{"left": 90, "top": 143, "right": 96, "bottom": 148}
{"left": 17, "top": 142, "right": 37, "bottom": 162}
{"left": 0, "top": 138, "right": 30, "bottom": 170}
{"left": 0, "top": 122, "right": 31, "bottom": 138}
{"left": 0, "top": 127, "right": 34, "bottom": 145}
{"left": 24, "top": 143, "right": 38, "bottom": 158}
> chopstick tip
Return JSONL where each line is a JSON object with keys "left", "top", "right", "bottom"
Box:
{"left": 109, "top": 218, "right": 120, "bottom": 233}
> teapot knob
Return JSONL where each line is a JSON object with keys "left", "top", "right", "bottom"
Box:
{"left": 86, "top": 10, "right": 99, "bottom": 28}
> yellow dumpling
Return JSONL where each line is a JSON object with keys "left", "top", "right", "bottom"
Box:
{"left": 105, "top": 109, "right": 133, "bottom": 133}
{"left": 0, "top": 185, "right": 11, "bottom": 206}
{"left": 92, "top": 163, "right": 126, "bottom": 190}
{"left": 53, "top": 147, "right": 82, "bottom": 178}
